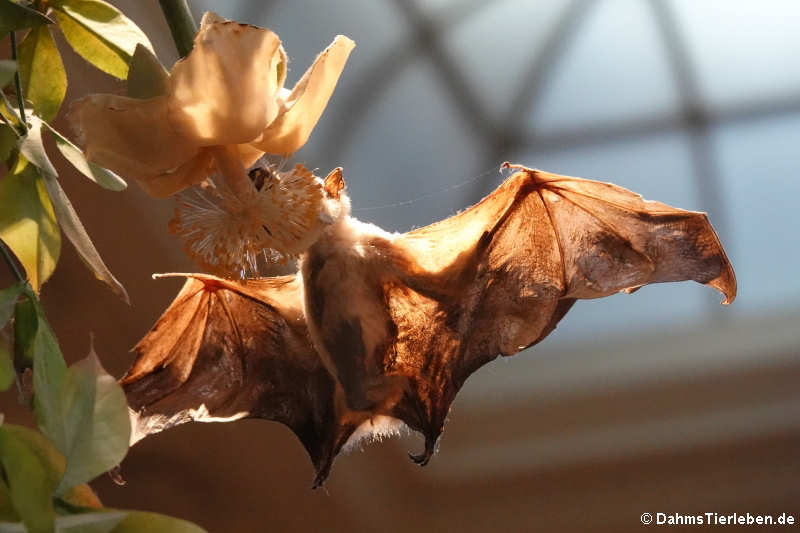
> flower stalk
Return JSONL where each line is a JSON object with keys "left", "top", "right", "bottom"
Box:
{"left": 158, "top": 0, "right": 197, "bottom": 58}
{"left": 210, "top": 145, "right": 254, "bottom": 202}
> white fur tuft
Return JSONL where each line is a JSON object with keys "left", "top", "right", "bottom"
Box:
{"left": 129, "top": 405, "right": 249, "bottom": 446}
{"left": 343, "top": 415, "right": 410, "bottom": 452}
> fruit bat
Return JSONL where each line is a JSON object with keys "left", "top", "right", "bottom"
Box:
{"left": 121, "top": 164, "right": 736, "bottom": 487}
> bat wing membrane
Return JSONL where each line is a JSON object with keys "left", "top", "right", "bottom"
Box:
{"left": 122, "top": 274, "right": 360, "bottom": 486}
{"left": 383, "top": 166, "right": 736, "bottom": 458}
{"left": 398, "top": 166, "right": 736, "bottom": 359}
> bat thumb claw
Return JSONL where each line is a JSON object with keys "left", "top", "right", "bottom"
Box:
{"left": 500, "top": 161, "right": 533, "bottom": 173}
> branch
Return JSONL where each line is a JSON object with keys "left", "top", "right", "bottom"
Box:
{"left": 158, "top": 0, "right": 197, "bottom": 58}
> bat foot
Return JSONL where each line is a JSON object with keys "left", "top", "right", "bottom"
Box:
{"left": 408, "top": 451, "right": 431, "bottom": 466}
{"left": 311, "top": 474, "right": 327, "bottom": 490}
{"left": 408, "top": 435, "right": 437, "bottom": 466}
{"left": 311, "top": 463, "right": 334, "bottom": 489}
{"left": 310, "top": 454, "right": 336, "bottom": 490}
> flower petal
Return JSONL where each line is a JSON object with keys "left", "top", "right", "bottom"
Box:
{"left": 168, "top": 17, "right": 285, "bottom": 145}
{"left": 235, "top": 142, "right": 266, "bottom": 169}
{"left": 199, "top": 11, "right": 226, "bottom": 28}
{"left": 69, "top": 94, "right": 198, "bottom": 184}
{"left": 251, "top": 35, "right": 355, "bottom": 154}
{"left": 137, "top": 147, "right": 215, "bottom": 198}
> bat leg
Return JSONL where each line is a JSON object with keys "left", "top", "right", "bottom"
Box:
{"left": 364, "top": 374, "right": 411, "bottom": 407}
{"left": 311, "top": 462, "right": 334, "bottom": 490}
{"left": 407, "top": 398, "right": 441, "bottom": 466}
{"left": 306, "top": 435, "right": 341, "bottom": 490}
{"left": 309, "top": 415, "right": 363, "bottom": 489}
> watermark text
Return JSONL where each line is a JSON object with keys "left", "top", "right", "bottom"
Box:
{"left": 640, "top": 512, "right": 795, "bottom": 526}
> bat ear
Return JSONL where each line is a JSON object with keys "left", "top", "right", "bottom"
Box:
{"left": 323, "top": 167, "right": 346, "bottom": 199}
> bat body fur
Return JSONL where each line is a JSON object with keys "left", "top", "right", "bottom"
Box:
{"left": 122, "top": 165, "right": 736, "bottom": 487}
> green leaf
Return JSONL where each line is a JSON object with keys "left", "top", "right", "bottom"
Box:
{"left": 51, "top": 0, "right": 154, "bottom": 79}
{"left": 56, "top": 482, "right": 103, "bottom": 512}
{"left": 0, "top": 282, "right": 24, "bottom": 391}
{"left": 0, "top": 510, "right": 208, "bottom": 533}
{"left": 0, "top": 91, "right": 23, "bottom": 130}
{"left": 0, "top": 0, "right": 54, "bottom": 33}
{"left": 18, "top": 112, "right": 57, "bottom": 177}
{"left": 0, "top": 475, "right": 21, "bottom": 522}
{"left": 0, "top": 282, "right": 24, "bottom": 329}
{"left": 0, "top": 123, "right": 17, "bottom": 163}
{"left": 0, "top": 521, "right": 26, "bottom": 532}
{"left": 55, "top": 346, "right": 130, "bottom": 494}
{"left": 15, "top": 288, "right": 129, "bottom": 494}
{"left": 0, "top": 425, "right": 101, "bottom": 529}
{"left": 13, "top": 295, "right": 37, "bottom": 368}
{"left": 0, "top": 424, "right": 103, "bottom": 511}
{"left": 44, "top": 121, "right": 127, "bottom": 191}
{"left": 126, "top": 44, "right": 169, "bottom": 99}
{"left": 0, "top": 60, "right": 16, "bottom": 89}
{"left": 0, "top": 337, "right": 12, "bottom": 391}
{"left": 55, "top": 511, "right": 126, "bottom": 533}
{"left": 0, "top": 163, "right": 61, "bottom": 292}
{"left": 24, "top": 116, "right": 129, "bottom": 302}
{"left": 37, "top": 172, "right": 129, "bottom": 302}
{"left": 17, "top": 25, "right": 67, "bottom": 122}
{"left": 110, "top": 511, "right": 208, "bottom": 533}
{"left": 30, "top": 299, "right": 69, "bottom": 447}
{"left": 0, "top": 425, "right": 56, "bottom": 533}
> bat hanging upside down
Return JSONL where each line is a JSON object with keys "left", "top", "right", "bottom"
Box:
{"left": 122, "top": 164, "right": 736, "bottom": 487}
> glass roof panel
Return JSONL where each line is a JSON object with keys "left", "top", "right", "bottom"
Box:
{"left": 533, "top": 0, "right": 680, "bottom": 133}
{"left": 337, "top": 59, "right": 485, "bottom": 232}
{"left": 670, "top": 0, "right": 800, "bottom": 107}
{"left": 714, "top": 113, "right": 800, "bottom": 315}
{"left": 441, "top": 0, "right": 572, "bottom": 118}
{"left": 193, "top": 0, "right": 408, "bottom": 79}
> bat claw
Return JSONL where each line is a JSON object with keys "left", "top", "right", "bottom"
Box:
{"left": 311, "top": 473, "right": 327, "bottom": 490}
{"left": 408, "top": 451, "right": 431, "bottom": 466}
{"left": 408, "top": 434, "right": 437, "bottom": 466}
{"left": 311, "top": 463, "right": 333, "bottom": 489}
{"left": 310, "top": 451, "right": 336, "bottom": 490}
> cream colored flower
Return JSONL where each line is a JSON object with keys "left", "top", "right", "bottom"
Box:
{"left": 70, "top": 12, "right": 355, "bottom": 199}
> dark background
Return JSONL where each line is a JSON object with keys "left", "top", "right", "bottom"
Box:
{"left": 2, "top": 0, "right": 799, "bottom": 531}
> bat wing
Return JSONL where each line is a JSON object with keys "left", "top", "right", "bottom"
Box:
{"left": 381, "top": 164, "right": 736, "bottom": 462}
{"left": 121, "top": 274, "right": 366, "bottom": 487}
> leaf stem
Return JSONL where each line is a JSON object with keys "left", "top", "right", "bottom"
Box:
{"left": 0, "top": 241, "right": 24, "bottom": 283}
{"left": 8, "top": 32, "right": 28, "bottom": 134}
{"left": 158, "top": 0, "right": 197, "bottom": 58}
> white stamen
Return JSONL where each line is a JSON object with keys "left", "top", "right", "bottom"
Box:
{"left": 170, "top": 163, "right": 324, "bottom": 277}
